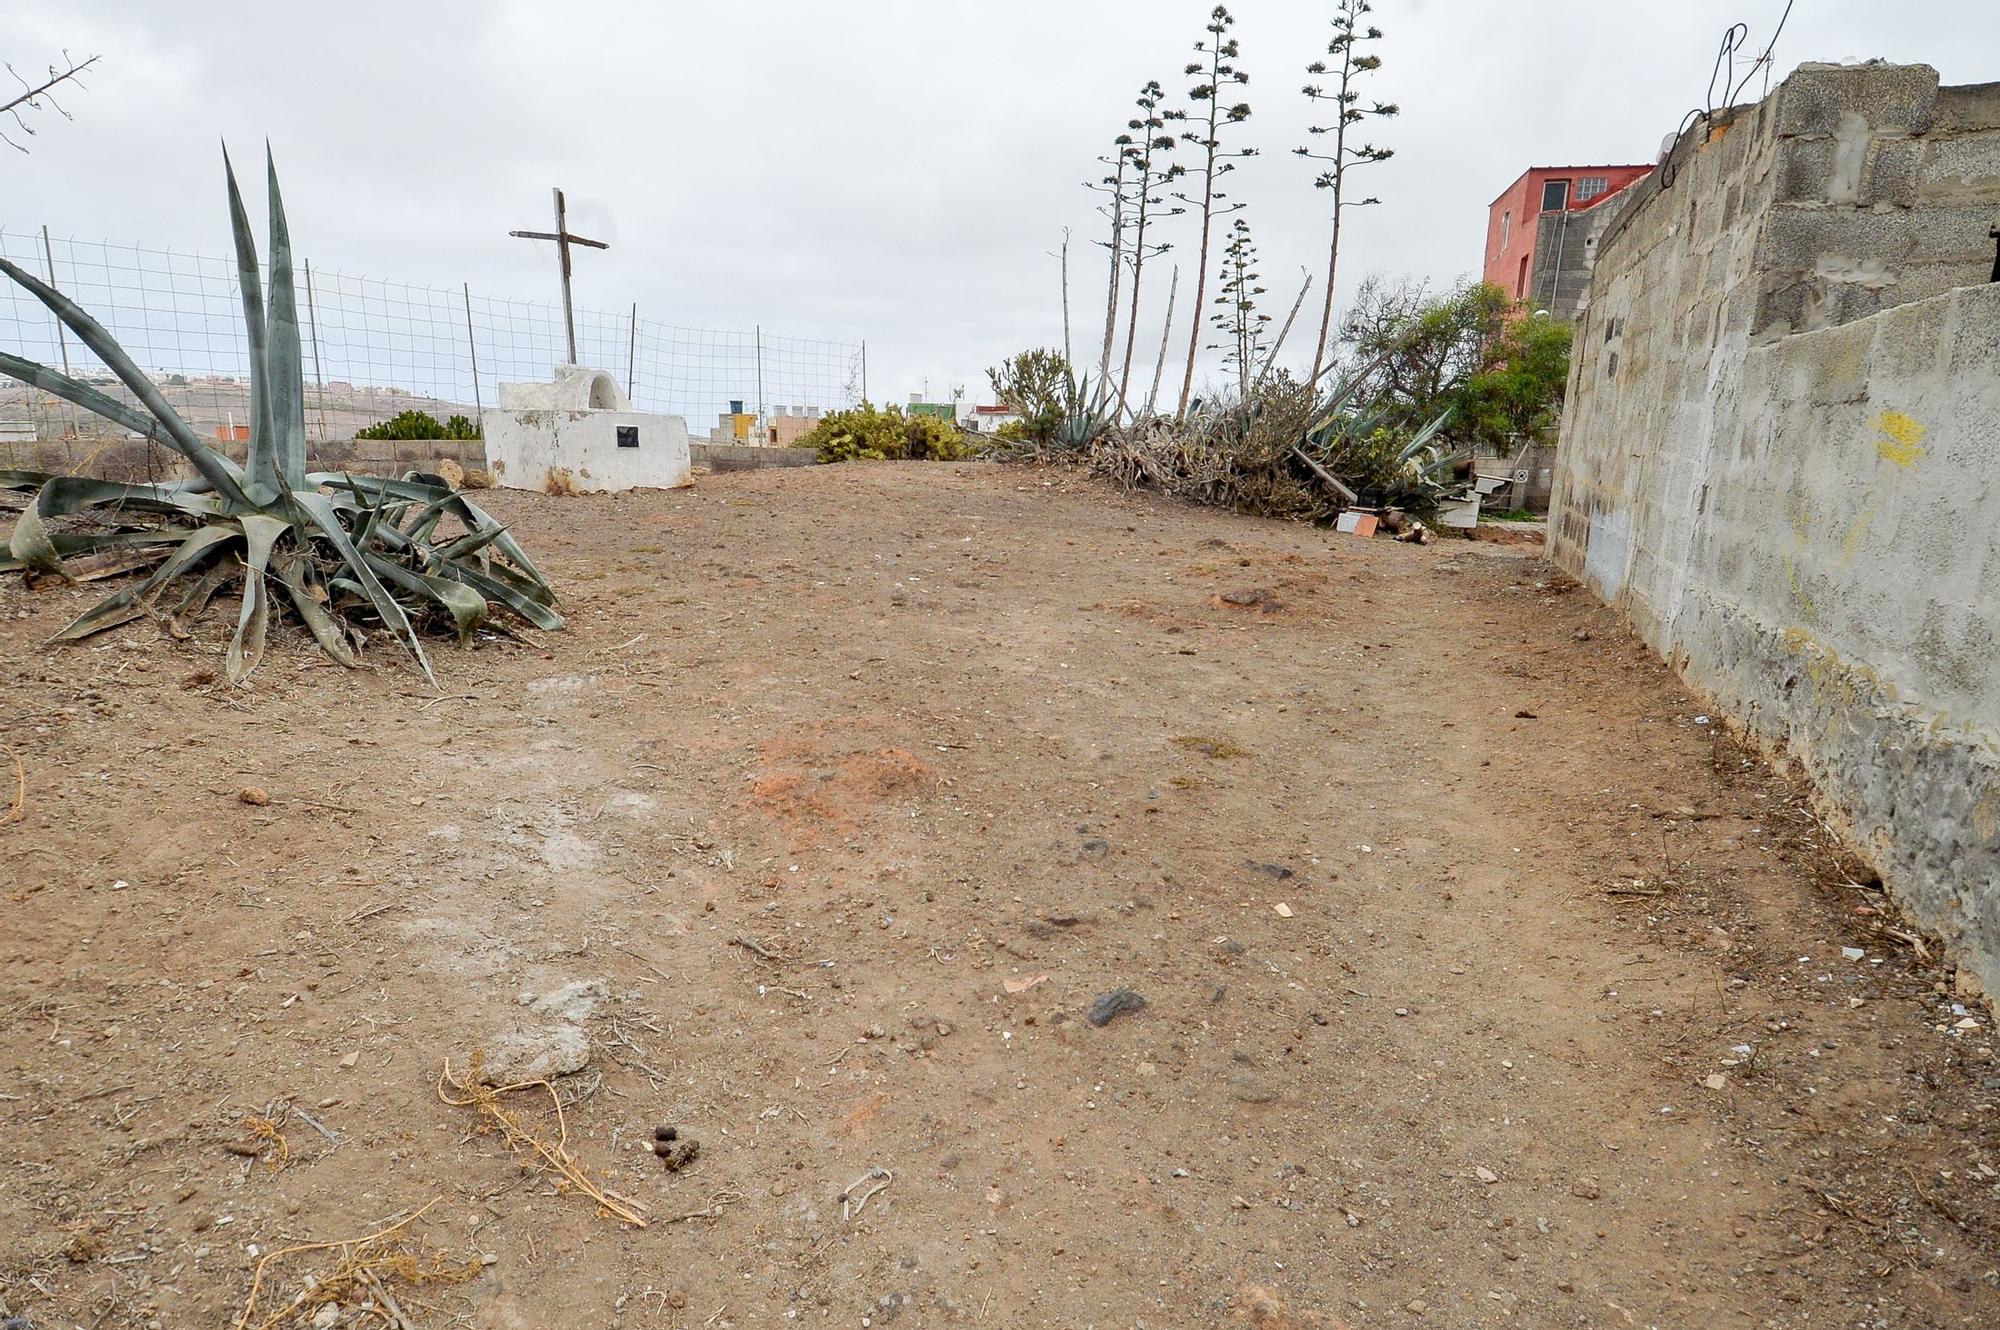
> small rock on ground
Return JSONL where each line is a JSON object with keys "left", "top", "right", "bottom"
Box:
{"left": 1087, "top": 988, "right": 1147, "bottom": 1028}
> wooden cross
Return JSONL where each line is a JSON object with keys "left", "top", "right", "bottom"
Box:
{"left": 509, "top": 187, "right": 608, "bottom": 366}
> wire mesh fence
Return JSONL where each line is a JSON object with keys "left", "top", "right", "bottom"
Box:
{"left": 0, "top": 228, "right": 865, "bottom": 449}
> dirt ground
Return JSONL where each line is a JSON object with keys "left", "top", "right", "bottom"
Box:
{"left": 2, "top": 461, "right": 1997, "bottom": 1330}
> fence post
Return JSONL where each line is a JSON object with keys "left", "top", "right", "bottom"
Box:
{"left": 860, "top": 340, "right": 868, "bottom": 406}
{"left": 38, "top": 226, "right": 80, "bottom": 448}
{"left": 755, "top": 324, "right": 765, "bottom": 437}
{"left": 302, "top": 259, "right": 331, "bottom": 444}
{"left": 463, "top": 283, "right": 482, "bottom": 417}
{"left": 626, "top": 301, "right": 638, "bottom": 402}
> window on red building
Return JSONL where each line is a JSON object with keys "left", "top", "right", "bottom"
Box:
{"left": 1577, "top": 176, "right": 1608, "bottom": 201}
{"left": 1540, "top": 179, "right": 1570, "bottom": 211}
{"left": 1500, "top": 210, "right": 1511, "bottom": 251}
{"left": 1517, "top": 254, "right": 1529, "bottom": 297}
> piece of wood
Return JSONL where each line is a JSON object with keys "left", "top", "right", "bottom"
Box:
{"left": 1291, "top": 446, "right": 1358, "bottom": 504}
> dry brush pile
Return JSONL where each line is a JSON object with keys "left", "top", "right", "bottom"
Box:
{"left": 987, "top": 362, "right": 1467, "bottom": 525}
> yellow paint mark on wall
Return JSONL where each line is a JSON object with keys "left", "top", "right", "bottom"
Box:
{"left": 1873, "top": 410, "right": 1927, "bottom": 467}
{"left": 1839, "top": 504, "right": 1875, "bottom": 565}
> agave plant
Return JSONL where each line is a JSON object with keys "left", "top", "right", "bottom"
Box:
{"left": 1050, "top": 370, "right": 1119, "bottom": 452}
{"left": 0, "top": 147, "right": 558, "bottom": 686}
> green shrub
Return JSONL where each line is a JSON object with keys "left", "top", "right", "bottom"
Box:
{"left": 356, "top": 409, "right": 480, "bottom": 442}
{"left": 800, "top": 403, "right": 969, "bottom": 463}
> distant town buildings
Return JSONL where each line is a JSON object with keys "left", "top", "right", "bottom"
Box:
{"left": 1484, "top": 164, "right": 1652, "bottom": 322}
{"left": 906, "top": 394, "right": 1023, "bottom": 434}
{"left": 705, "top": 399, "right": 825, "bottom": 447}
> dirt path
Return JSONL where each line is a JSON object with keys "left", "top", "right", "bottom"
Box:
{"left": 2, "top": 462, "right": 1995, "bottom": 1330}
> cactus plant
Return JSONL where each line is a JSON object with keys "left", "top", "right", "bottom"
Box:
{"left": 0, "top": 146, "right": 558, "bottom": 686}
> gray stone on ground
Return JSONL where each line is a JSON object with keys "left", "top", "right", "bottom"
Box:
{"left": 1087, "top": 988, "right": 1147, "bottom": 1028}
{"left": 481, "top": 1023, "right": 591, "bottom": 1084}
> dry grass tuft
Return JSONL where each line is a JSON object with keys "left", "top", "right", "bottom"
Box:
{"left": 242, "top": 1114, "right": 289, "bottom": 1169}
{"left": 232, "top": 1197, "right": 481, "bottom": 1330}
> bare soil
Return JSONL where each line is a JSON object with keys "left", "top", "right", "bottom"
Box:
{"left": 2, "top": 462, "right": 1996, "bottom": 1330}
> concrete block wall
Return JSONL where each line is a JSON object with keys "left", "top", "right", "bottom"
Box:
{"left": 0, "top": 434, "right": 485, "bottom": 483}
{"left": 1551, "top": 62, "right": 2000, "bottom": 990}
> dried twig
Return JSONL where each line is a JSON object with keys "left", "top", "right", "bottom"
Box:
{"left": 730, "top": 934, "right": 780, "bottom": 963}
{"left": 231, "top": 1197, "right": 478, "bottom": 1330}
{"left": 437, "top": 1056, "right": 648, "bottom": 1227}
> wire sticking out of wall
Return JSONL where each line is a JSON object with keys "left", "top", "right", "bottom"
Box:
{"left": 1658, "top": 0, "right": 1798, "bottom": 194}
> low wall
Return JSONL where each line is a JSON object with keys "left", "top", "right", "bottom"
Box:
{"left": 1552, "top": 61, "right": 2000, "bottom": 989}
{"left": 0, "top": 434, "right": 485, "bottom": 481}
{"left": 692, "top": 443, "right": 818, "bottom": 472}
{"left": 1, "top": 433, "right": 821, "bottom": 482}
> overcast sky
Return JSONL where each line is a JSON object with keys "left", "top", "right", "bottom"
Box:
{"left": 7, "top": 0, "right": 1998, "bottom": 408}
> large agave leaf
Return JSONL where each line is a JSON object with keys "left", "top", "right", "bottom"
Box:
{"left": 290, "top": 489, "right": 436, "bottom": 686}
{"left": 50, "top": 523, "right": 241, "bottom": 641}
{"left": 263, "top": 147, "right": 308, "bottom": 491}
{"left": 1396, "top": 409, "right": 1452, "bottom": 463}
{"left": 0, "top": 351, "right": 180, "bottom": 449}
{"left": 223, "top": 146, "right": 275, "bottom": 500}
{"left": 225, "top": 512, "right": 288, "bottom": 684}
{"left": 439, "top": 560, "right": 565, "bottom": 631}
{"left": 0, "top": 257, "right": 250, "bottom": 508}
{"left": 310, "top": 473, "right": 553, "bottom": 590}
{"left": 8, "top": 475, "right": 224, "bottom": 571}
{"left": 31, "top": 476, "right": 223, "bottom": 520}
{"left": 360, "top": 550, "right": 488, "bottom": 642}
{"left": 271, "top": 549, "right": 356, "bottom": 667}
{"left": 5, "top": 502, "right": 59, "bottom": 570}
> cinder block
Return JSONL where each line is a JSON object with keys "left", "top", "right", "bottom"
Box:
{"left": 1757, "top": 208, "right": 1914, "bottom": 274}
{"left": 1945, "top": 284, "right": 2000, "bottom": 380}
{"left": 1870, "top": 294, "right": 1951, "bottom": 381}
{"left": 1914, "top": 131, "right": 2000, "bottom": 202}
{"left": 1864, "top": 138, "right": 1922, "bottom": 207}
{"left": 1775, "top": 62, "right": 1940, "bottom": 138}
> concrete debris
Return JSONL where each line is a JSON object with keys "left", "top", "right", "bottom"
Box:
{"left": 481, "top": 1024, "right": 591, "bottom": 1084}
{"left": 523, "top": 978, "right": 609, "bottom": 1021}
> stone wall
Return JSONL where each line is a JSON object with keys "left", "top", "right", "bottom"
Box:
{"left": 0, "top": 434, "right": 485, "bottom": 482}
{"left": 692, "top": 442, "right": 819, "bottom": 472}
{"left": 1550, "top": 62, "right": 2000, "bottom": 989}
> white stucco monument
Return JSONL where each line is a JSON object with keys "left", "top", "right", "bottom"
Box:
{"left": 481, "top": 365, "right": 692, "bottom": 493}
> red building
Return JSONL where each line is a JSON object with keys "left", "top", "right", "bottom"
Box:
{"left": 1484, "top": 164, "right": 1654, "bottom": 320}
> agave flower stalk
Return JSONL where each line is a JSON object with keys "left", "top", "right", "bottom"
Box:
{"left": 0, "top": 147, "right": 560, "bottom": 686}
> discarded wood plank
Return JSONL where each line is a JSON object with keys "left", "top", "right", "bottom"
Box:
{"left": 1291, "top": 446, "right": 1358, "bottom": 505}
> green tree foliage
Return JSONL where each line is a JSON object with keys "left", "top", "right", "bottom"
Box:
{"left": 355, "top": 409, "right": 481, "bottom": 441}
{"left": 1337, "top": 277, "right": 1570, "bottom": 453}
{"left": 798, "top": 403, "right": 969, "bottom": 463}
{"left": 1452, "top": 314, "right": 1574, "bottom": 451}
{"left": 1340, "top": 277, "right": 1509, "bottom": 418}
{"left": 986, "top": 348, "right": 1073, "bottom": 444}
